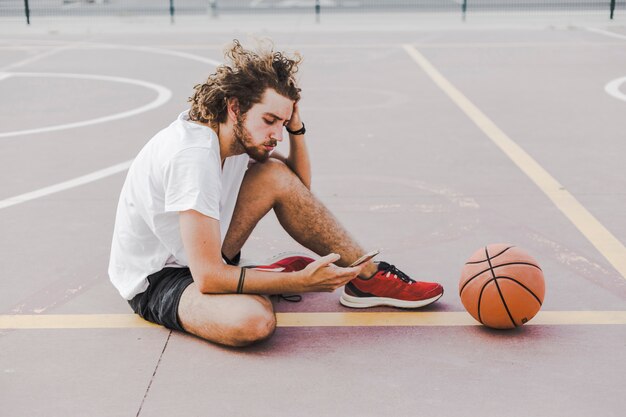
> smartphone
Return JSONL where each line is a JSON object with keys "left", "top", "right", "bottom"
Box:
{"left": 349, "top": 250, "right": 380, "bottom": 267}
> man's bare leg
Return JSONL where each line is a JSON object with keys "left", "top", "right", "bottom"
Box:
{"left": 177, "top": 159, "right": 375, "bottom": 347}
{"left": 177, "top": 283, "right": 276, "bottom": 347}
{"left": 222, "top": 159, "right": 377, "bottom": 277}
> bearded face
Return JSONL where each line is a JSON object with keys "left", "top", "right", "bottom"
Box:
{"left": 234, "top": 113, "right": 277, "bottom": 163}
{"left": 227, "top": 89, "right": 293, "bottom": 162}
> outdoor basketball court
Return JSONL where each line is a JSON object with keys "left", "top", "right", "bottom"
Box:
{"left": 1, "top": 11, "right": 625, "bottom": 417}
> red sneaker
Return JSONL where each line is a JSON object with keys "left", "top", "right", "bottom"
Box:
{"left": 340, "top": 261, "right": 443, "bottom": 308}
{"left": 244, "top": 252, "right": 316, "bottom": 273}
{"left": 243, "top": 252, "right": 316, "bottom": 303}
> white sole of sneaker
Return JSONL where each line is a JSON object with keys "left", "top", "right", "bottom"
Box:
{"left": 339, "top": 290, "right": 444, "bottom": 309}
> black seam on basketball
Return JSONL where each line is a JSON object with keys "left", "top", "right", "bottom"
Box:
{"left": 460, "top": 261, "right": 542, "bottom": 296}
{"left": 485, "top": 247, "right": 517, "bottom": 328}
{"left": 465, "top": 246, "right": 515, "bottom": 264}
{"left": 477, "top": 280, "right": 488, "bottom": 324}
{"left": 495, "top": 276, "right": 543, "bottom": 306}
{"left": 475, "top": 246, "right": 492, "bottom": 323}
{"left": 493, "top": 278, "right": 517, "bottom": 327}
{"left": 459, "top": 266, "right": 492, "bottom": 295}
{"left": 491, "top": 261, "right": 542, "bottom": 272}
{"left": 460, "top": 247, "right": 519, "bottom": 294}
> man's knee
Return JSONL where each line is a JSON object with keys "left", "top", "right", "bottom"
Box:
{"left": 247, "top": 158, "right": 299, "bottom": 191}
{"left": 226, "top": 295, "right": 276, "bottom": 347}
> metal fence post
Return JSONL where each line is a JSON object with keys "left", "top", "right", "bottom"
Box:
{"left": 610, "top": 0, "right": 615, "bottom": 19}
{"left": 169, "top": 0, "right": 175, "bottom": 24}
{"left": 209, "top": 0, "right": 218, "bottom": 18}
{"left": 315, "top": 0, "right": 320, "bottom": 23}
{"left": 23, "top": 0, "right": 30, "bottom": 25}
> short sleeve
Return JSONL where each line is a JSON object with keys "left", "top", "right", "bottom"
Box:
{"left": 163, "top": 147, "right": 221, "bottom": 219}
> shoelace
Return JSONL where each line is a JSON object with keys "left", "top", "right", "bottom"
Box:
{"left": 278, "top": 294, "right": 302, "bottom": 302}
{"left": 378, "top": 262, "right": 416, "bottom": 284}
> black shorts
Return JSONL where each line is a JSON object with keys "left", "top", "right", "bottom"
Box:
{"left": 128, "top": 252, "right": 241, "bottom": 332}
{"left": 128, "top": 267, "right": 194, "bottom": 332}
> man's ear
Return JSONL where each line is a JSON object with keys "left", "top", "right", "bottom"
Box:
{"left": 226, "top": 98, "right": 240, "bottom": 122}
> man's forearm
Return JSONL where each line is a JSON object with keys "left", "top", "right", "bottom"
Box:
{"left": 285, "top": 133, "right": 311, "bottom": 188}
{"left": 193, "top": 264, "right": 304, "bottom": 295}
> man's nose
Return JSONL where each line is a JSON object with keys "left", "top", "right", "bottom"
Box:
{"left": 273, "top": 127, "right": 284, "bottom": 142}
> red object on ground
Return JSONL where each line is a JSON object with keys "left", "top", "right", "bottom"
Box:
{"left": 247, "top": 253, "right": 316, "bottom": 273}
{"left": 341, "top": 261, "right": 444, "bottom": 308}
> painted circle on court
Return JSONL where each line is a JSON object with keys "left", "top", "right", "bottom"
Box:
{"left": 0, "top": 72, "right": 172, "bottom": 139}
{"left": 605, "top": 76, "right": 626, "bottom": 103}
{"left": 0, "top": 41, "right": 222, "bottom": 209}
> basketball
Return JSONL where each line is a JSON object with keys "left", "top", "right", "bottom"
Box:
{"left": 459, "top": 244, "right": 545, "bottom": 329}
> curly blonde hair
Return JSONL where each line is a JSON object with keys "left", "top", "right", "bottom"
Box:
{"left": 188, "top": 40, "right": 302, "bottom": 125}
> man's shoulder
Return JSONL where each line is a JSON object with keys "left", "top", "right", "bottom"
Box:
{"left": 130, "top": 124, "right": 217, "bottom": 180}
{"left": 148, "top": 116, "right": 218, "bottom": 158}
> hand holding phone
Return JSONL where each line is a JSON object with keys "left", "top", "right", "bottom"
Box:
{"left": 349, "top": 250, "right": 380, "bottom": 267}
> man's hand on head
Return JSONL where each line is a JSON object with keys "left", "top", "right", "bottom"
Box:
{"left": 286, "top": 101, "right": 304, "bottom": 132}
{"left": 277, "top": 99, "right": 311, "bottom": 189}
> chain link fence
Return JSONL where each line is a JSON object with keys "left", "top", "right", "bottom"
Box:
{"left": 1, "top": 0, "right": 622, "bottom": 24}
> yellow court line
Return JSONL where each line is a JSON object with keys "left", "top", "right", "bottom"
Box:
{"left": 278, "top": 311, "right": 626, "bottom": 327}
{"left": 1, "top": 312, "right": 626, "bottom": 329}
{"left": 401, "top": 44, "right": 626, "bottom": 281}
{"left": 0, "top": 314, "right": 160, "bottom": 329}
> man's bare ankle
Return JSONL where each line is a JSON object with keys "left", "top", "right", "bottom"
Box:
{"left": 357, "top": 263, "right": 378, "bottom": 280}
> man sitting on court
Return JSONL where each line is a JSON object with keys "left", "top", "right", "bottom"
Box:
{"left": 108, "top": 40, "right": 443, "bottom": 347}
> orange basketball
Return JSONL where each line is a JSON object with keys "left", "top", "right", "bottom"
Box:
{"left": 459, "top": 244, "right": 545, "bottom": 329}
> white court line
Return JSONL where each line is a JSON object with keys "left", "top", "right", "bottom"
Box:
{"left": 0, "top": 42, "right": 80, "bottom": 72}
{"left": 402, "top": 44, "right": 626, "bottom": 282}
{"left": 82, "top": 42, "right": 222, "bottom": 66}
{"left": 0, "top": 41, "right": 221, "bottom": 208}
{"left": 586, "top": 27, "right": 626, "bottom": 41}
{"left": 605, "top": 76, "right": 626, "bottom": 102}
{"left": 0, "top": 39, "right": 68, "bottom": 45}
{"left": 0, "top": 72, "right": 172, "bottom": 139}
{"left": 0, "top": 160, "right": 133, "bottom": 210}
{"left": 3, "top": 42, "right": 624, "bottom": 51}
{"left": 0, "top": 40, "right": 223, "bottom": 66}
{"left": 582, "top": 29, "right": 626, "bottom": 105}
{"left": 0, "top": 41, "right": 219, "bottom": 140}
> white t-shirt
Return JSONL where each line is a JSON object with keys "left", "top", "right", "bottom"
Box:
{"left": 109, "top": 111, "right": 250, "bottom": 300}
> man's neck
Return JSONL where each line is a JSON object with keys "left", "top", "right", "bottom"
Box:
{"left": 216, "top": 122, "right": 244, "bottom": 164}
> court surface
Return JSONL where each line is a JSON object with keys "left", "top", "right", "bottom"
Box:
{"left": 1, "top": 12, "right": 625, "bottom": 417}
